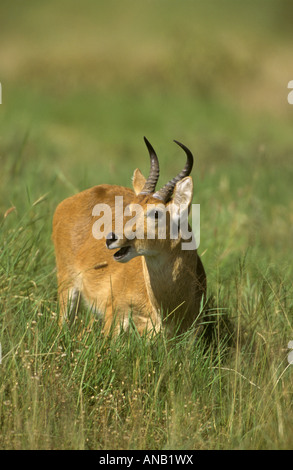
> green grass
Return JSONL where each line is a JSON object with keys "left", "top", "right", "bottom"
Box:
{"left": 0, "top": 0, "right": 293, "bottom": 450}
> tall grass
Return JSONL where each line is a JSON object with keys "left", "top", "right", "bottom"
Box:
{"left": 0, "top": 204, "right": 292, "bottom": 449}
{"left": 0, "top": 0, "right": 292, "bottom": 450}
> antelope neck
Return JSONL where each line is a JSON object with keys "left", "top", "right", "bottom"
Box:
{"left": 142, "top": 246, "right": 197, "bottom": 318}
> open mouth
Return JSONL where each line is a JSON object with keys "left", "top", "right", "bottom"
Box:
{"left": 113, "top": 246, "right": 131, "bottom": 261}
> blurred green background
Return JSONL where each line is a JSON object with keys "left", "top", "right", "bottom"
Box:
{"left": 0, "top": 0, "right": 293, "bottom": 450}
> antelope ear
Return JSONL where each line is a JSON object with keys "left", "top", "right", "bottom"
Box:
{"left": 132, "top": 168, "right": 146, "bottom": 195}
{"left": 172, "top": 176, "right": 193, "bottom": 213}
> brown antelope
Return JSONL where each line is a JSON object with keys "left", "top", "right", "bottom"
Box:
{"left": 52, "top": 138, "right": 206, "bottom": 335}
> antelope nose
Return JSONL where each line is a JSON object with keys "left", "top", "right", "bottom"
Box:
{"left": 106, "top": 232, "right": 118, "bottom": 248}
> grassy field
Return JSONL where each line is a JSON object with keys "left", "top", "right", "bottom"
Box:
{"left": 0, "top": 0, "right": 292, "bottom": 450}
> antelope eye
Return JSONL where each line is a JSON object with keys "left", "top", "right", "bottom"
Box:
{"left": 147, "top": 209, "right": 162, "bottom": 221}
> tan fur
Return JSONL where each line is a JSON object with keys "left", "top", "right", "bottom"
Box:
{"left": 52, "top": 167, "right": 206, "bottom": 336}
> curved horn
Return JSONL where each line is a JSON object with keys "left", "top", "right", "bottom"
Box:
{"left": 139, "top": 137, "right": 160, "bottom": 195}
{"left": 153, "top": 140, "right": 194, "bottom": 202}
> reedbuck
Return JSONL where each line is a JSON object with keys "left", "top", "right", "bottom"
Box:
{"left": 52, "top": 138, "right": 206, "bottom": 335}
